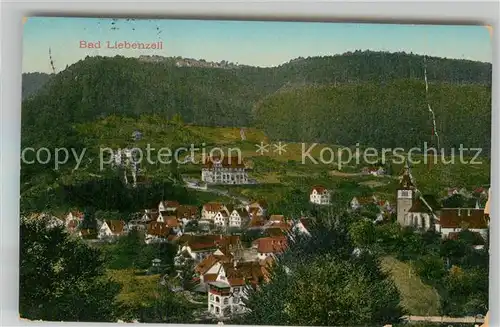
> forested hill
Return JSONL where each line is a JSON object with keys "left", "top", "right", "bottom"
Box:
{"left": 253, "top": 80, "right": 491, "bottom": 151}
{"left": 22, "top": 72, "right": 53, "bottom": 99}
{"left": 21, "top": 51, "right": 492, "bottom": 151}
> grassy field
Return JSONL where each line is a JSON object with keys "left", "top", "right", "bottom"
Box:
{"left": 107, "top": 269, "right": 162, "bottom": 306}
{"left": 381, "top": 256, "right": 441, "bottom": 316}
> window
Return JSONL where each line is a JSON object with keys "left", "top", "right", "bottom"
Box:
{"left": 224, "top": 298, "right": 229, "bottom": 305}
{"left": 233, "top": 297, "right": 240, "bottom": 304}
{"left": 233, "top": 288, "right": 240, "bottom": 293}
{"left": 210, "top": 294, "right": 214, "bottom": 301}
{"left": 216, "top": 296, "right": 220, "bottom": 303}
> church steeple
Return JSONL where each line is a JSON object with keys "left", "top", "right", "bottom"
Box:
{"left": 399, "top": 161, "right": 415, "bottom": 190}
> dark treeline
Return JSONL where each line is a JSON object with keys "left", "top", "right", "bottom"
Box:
{"left": 21, "top": 50, "right": 492, "bottom": 152}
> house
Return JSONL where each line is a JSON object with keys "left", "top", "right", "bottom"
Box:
{"left": 350, "top": 196, "right": 377, "bottom": 211}
{"left": 158, "top": 200, "right": 180, "bottom": 213}
{"left": 164, "top": 217, "right": 182, "bottom": 234}
{"left": 253, "top": 236, "right": 288, "bottom": 260}
{"left": 195, "top": 250, "right": 233, "bottom": 286}
{"left": 98, "top": 220, "right": 126, "bottom": 240}
{"left": 65, "top": 211, "right": 85, "bottom": 233}
{"left": 145, "top": 221, "right": 172, "bottom": 244}
{"left": 141, "top": 210, "right": 159, "bottom": 223}
{"left": 177, "top": 234, "right": 242, "bottom": 263}
{"left": 292, "top": 218, "right": 312, "bottom": 237}
{"left": 437, "top": 208, "right": 489, "bottom": 240}
{"left": 201, "top": 156, "right": 249, "bottom": 185}
{"left": 246, "top": 200, "right": 267, "bottom": 217}
{"left": 247, "top": 215, "right": 266, "bottom": 230}
{"left": 228, "top": 208, "right": 249, "bottom": 228}
{"left": 207, "top": 260, "right": 270, "bottom": 317}
{"left": 310, "top": 186, "right": 331, "bottom": 205}
{"left": 202, "top": 202, "right": 228, "bottom": 221}
{"left": 176, "top": 205, "right": 199, "bottom": 220}
{"left": 214, "top": 210, "right": 229, "bottom": 228}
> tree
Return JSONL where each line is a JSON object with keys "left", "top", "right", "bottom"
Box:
{"left": 348, "top": 219, "right": 377, "bottom": 248}
{"left": 239, "top": 253, "right": 404, "bottom": 326}
{"left": 141, "top": 288, "right": 194, "bottom": 323}
{"left": 19, "top": 217, "right": 121, "bottom": 322}
{"left": 235, "top": 210, "right": 404, "bottom": 326}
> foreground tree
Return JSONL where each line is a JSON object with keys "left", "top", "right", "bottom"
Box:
{"left": 235, "top": 210, "right": 405, "bottom": 326}
{"left": 19, "top": 217, "right": 121, "bottom": 321}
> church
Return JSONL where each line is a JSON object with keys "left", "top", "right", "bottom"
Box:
{"left": 396, "top": 164, "right": 439, "bottom": 231}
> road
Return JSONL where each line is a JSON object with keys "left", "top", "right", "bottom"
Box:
{"left": 403, "top": 315, "right": 485, "bottom": 324}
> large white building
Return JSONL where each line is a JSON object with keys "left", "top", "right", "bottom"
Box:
{"left": 201, "top": 156, "right": 249, "bottom": 185}
{"left": 309, "top": 186, "right": 331, "bottom": 205}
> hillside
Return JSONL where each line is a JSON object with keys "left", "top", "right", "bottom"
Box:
{"left": 21, "top": 51, "right": 492, "bottom": 153}
{"left": 253, "top": 80, "right": 491, "bottom": 151}
{"left": 22, "top": 72, "right": 52, "bottom": 99}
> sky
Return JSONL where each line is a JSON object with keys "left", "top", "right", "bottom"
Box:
{"left": 22, "top": 17, "right": 492, "bottom": 73}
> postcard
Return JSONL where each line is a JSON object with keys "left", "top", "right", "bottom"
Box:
{"left": 20, "top": 16, "right": 492, "bottom": 326}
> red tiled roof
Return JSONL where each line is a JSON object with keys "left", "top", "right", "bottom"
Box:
{"left": 440, "top": 208, "right": 489, "bottom": 229}
{"left": 195, "top": 253, "right": 232, "bottom": 275}
{"left": 203, "top": 156, "right": 245, "bottom": 169}
{"left": 165, "top": 217, "right": 180, "bottom": 227}
{"left": 160, "top": 200, "right": 180, "bottom": 209}
{"left": 177, "top": 205, "right": 199, "bottom": 219}
{"left": 311, "top": 185, "right": 327, "bottom": 193}
{"left": 147, "top": 221, "right": 171, "bottom": 237}
{"left": 203, "top": 202, "right": 225, "bottom": 212}
{"left": 254, "top": 236, "right": 288, "bottom": 254}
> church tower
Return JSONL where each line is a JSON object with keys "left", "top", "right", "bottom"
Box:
{"left": 397, "top": 163, "right": 415, "bottom": 226}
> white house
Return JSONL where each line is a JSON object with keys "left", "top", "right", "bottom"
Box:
{"left": 214, "top": 210, "right": 229, "bottom": 228}
{"left": 158, "top": 200, "right": 180, "bottom": 213}
{"left": 207, "top": 261, "right": 269, "bottom": 318}
{"left": 65, "top": 211, "right": 85, "bottom": 233}
{"left": 229, "top": 209, "right": 248, "bottom": 228}
{"left": 98, "top": 220, "right": 127, "bottom": 240}
{"left": 309, "top": 186, "right": 331, "bottom": 205}
{"left": 401, "top": 199, "right": 435, "bottom": 231}
{"left": 350, "top": 196, "right": 378, "bottom": 211}
{"left": 202, "top": 202, "right": 228, "bottom": 221}
{"left": 201, "top": 156, "right": 249, "bottom": 185}
{"left": 145, "top": 221, "right": 172, "bottom": 244}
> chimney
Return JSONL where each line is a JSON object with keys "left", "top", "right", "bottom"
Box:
{"left": 467, "top": 209, "right": 471, "bottom": 216}
{"left": 458, "top": 208, "right": 461, "bottom": 216}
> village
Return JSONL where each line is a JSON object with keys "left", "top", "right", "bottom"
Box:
{"left": 24, "top": 154, "right": 492, "bottom": 321}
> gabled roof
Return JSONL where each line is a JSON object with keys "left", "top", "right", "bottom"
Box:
{"left": 195, "top": 253, "right": 232, "bottom": 275}
{"left": 160, "top": 200, "right": 180, "bottom": 209}
{"left": 203, "top": 202, "right": 225, "bottom": 212}
{"left": 221, "top": 260, "right": 270, "bottom": 286}
{"left": 311, "top": 185, "right": 328, "bottom": 193}
{"left": 253, "top": 236, "right": 288, "bottom": 254}
{"left": 165, "top": 217, "right": 180, "bottom": 228}
{"left": 147, "top": 221, "right": 171, "bottom": 237}
{"left": 104, "top": 220, "right": 125, "bottom": 234}
{"left": 409, "top": 199, "right": 433, "bottom": 213}
{"left": 439, "top": 208, "right": 488, "bottom": 229}
{"left": 176, "top": 205, "right": 199, "bottom": 218}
